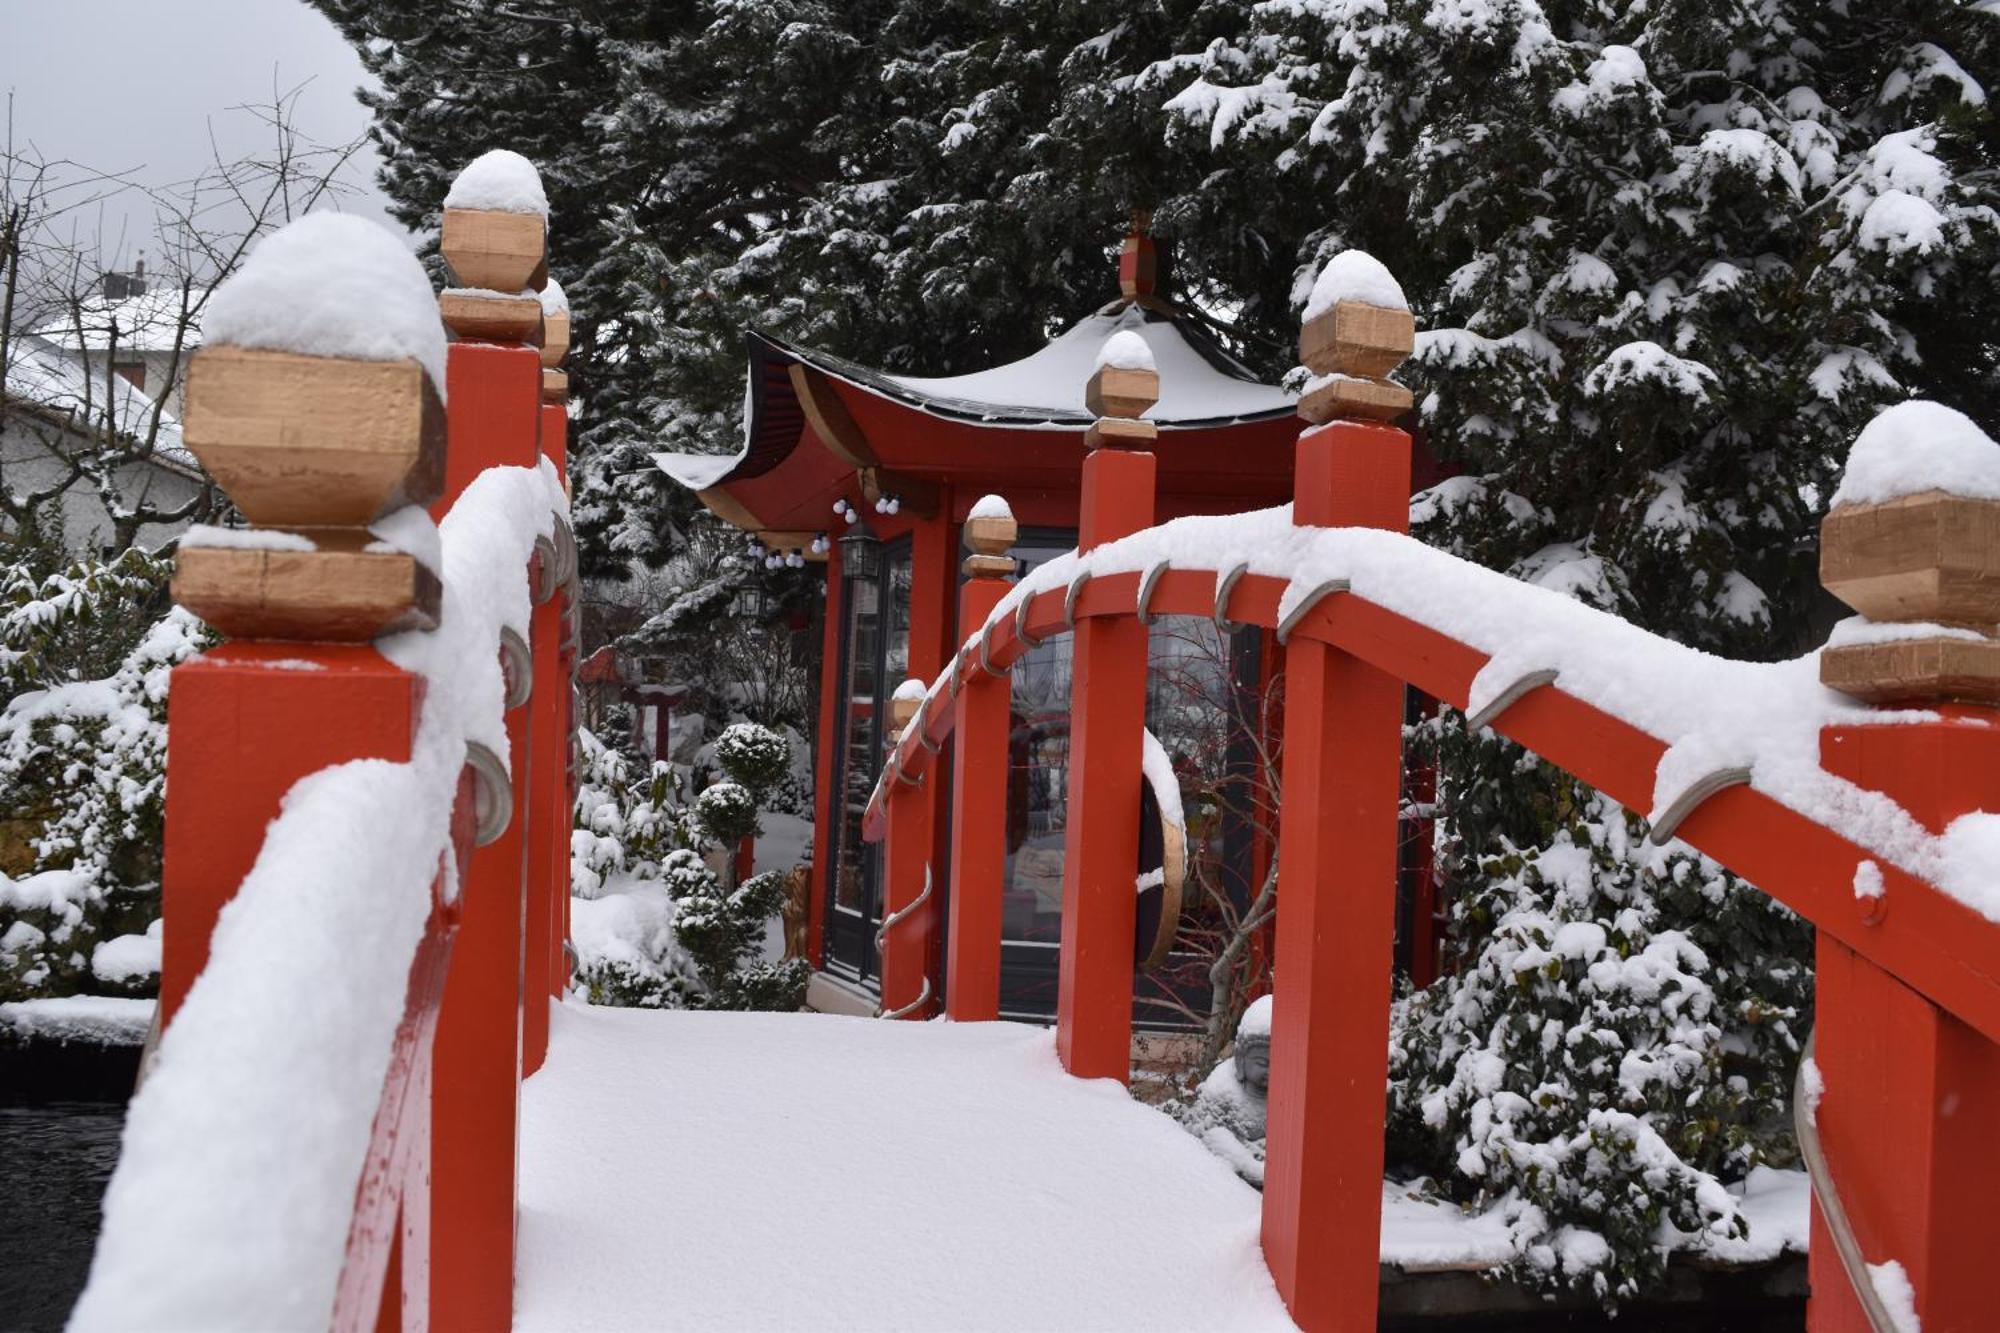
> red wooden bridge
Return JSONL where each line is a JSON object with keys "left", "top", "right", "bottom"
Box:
{"left": 64, "top": 158, "right": 2000, "bottom": 1333}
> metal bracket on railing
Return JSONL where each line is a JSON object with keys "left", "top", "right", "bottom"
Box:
{"left": 499, "top": 627, "right": 533, "bottom": 708}
{"left": 552, "top": 518, "right": 578, "bottom": 591}
{"left": 466, "top": 741, "right": 513, "bottom": 846}
{"left": 1793, "top": 1029, "right": 1898, "bottom": 1333}
{"left": 1647, "top": 765, "right": 1753, "bottom": 845}
{"left": 873, "top": 866, "right": 936, "bottom": 1020}
{"left": 1213, "top": 562, "right": 1249, "bottom": 628}
{"left": 1014, "top": 601, "right": 1045, "bottom": 650}
{"left": 1464, "top": 667, "right": 1559, "bottom": 734}
{"left": 1137, "top": 560, "right": 1170, "bottom": 625}
{"left": 978, "top": 620, "right": 1006, "bottom": 678}
{"left": 912, "top": 694, "right": 942, "bottom": 754}
{"left": 1064, "top": 573, "right": 1092, "bottom": 632}
{"left": 531, "top": 536, "right": 560, "bottom": 605}
{"left": 1276, "top": 577, "right": 1351, "bottom": 643}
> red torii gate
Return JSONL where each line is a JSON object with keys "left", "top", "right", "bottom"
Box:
{"left": 863, "top": 288, "right": 2000, "bottom": 1332}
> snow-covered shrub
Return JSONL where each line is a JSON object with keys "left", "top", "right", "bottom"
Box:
{"left": 1386, "top": 796, "right": 1811, "bottom": 1304}
{"left": 568, "top": 725, "right": 806, "bottom": 1012}
{"left": 0, "top": 549, "right": 206, "bottom": 1001}
{"left": 713, "top": 721, "right": 790, "bottom": 792}
{"left": 693, "top": 779, "right": 757, "bottom": 845}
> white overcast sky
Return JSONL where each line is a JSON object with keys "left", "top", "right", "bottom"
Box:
{"left": 2, "top": 0, "right": 403, "bottom": 265}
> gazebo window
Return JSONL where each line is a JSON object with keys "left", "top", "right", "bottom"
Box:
{"left": 825, "top": 537, "right": 913, "bottom": 984}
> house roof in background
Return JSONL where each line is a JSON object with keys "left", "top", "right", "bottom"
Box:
{"left": 5, "top": 337, "right": 195, "bottom": 471}
{"left": 30, "top": 285, "right": 210, "bottom": 355}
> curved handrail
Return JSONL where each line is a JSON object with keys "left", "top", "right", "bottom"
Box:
{"left": 860, "top": 556, "right": 2000, "bottom": 1052}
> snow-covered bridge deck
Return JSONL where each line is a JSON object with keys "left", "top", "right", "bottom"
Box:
{"left": 516, "top": 1004, "right": 1295, "bottom": 1331}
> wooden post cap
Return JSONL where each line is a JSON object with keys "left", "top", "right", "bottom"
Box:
{"left": 173, "top": 538, "right": 441, "bottom": 643}
{"left": 1084, "top": 416, "right": 1158, "bottom": 451}
{"left": 183, "top": 346, "right": 446, "bottom": 527}
{"left": 1300, "top": 300, "right": 1415, "bottom": 380}
{"left": 1086, "top": 365, "right": 1159, "bottom": 419}
{"left": 890, "top": 687, "right": 923, "bottom": 733}
{"left": 1821, "top": 635, "right": 2000, "bottom": 705}
{"left": 439, "top": 289, "right": 544, "bottom": 344}
{"left": 440, "top": 208, "right": 546, "bottom": 293}
{"left": 1820, "top": 491, "right": 2000, "bottom": 626}
{"left": 540, "top": 309, "right": 570, "bottom": 368}
{"left": 964, "top": 512, "right": 1018, "bottom": 557}
{"left": 1297, "top": 374, "right": 1415, "bottom": 425}
{"left": 542, "top": 368, "right": 568, "bottom": 404}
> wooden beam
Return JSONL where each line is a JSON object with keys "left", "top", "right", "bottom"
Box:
{"left": 858, "top": 465, "right": 941, "bottom": 519}
{"left": 788, "top": 363, "right": 879, "bottom": 468}
{"left": 696, "top": 486, "right": 764, "bottom": 532}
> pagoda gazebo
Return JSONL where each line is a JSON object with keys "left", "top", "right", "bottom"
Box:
{"left": 659, "top": 239, "right": 1433, "bottom": 1020}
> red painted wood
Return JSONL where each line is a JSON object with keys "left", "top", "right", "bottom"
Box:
{"left": 540, "top": 403, "right": 571, "bottom": 1005}
{"left": 1262, "top": 419, "right": 1410, "bottom": 1333}
{"left": 429, "top": 340, "right": 540, "bottom": 1331}
{"left": 946, "top": 573, "right": 1011, "bottom": 1020}
{"left": 160, "top": 645, "right": 424, "bottom": 1024}
{"left": 1056, "top": 446, "right": 1156, "bottom": 1082}
{"left": 880, "top": 771, "right": 935, "bottom": 1017}
{"left": 1810, "top": 938, "right": 2000, "bottom": 1332}
{"left": 522, "top": 571, "right": 563, "bottom": 1075}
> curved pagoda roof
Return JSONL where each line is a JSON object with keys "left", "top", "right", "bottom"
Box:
{"left": 656, "top": 271, "right": 1303, "bottom": 542}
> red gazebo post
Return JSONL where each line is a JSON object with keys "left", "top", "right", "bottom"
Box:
{"left": 1056, "top": 346, "right": 1159, "bottom": 1081}
{"left": 1260, "top": 288, "right": 1415, "bottom": 1330}
{"left": 945, "top": 499, "right": 1018, "bottom": 1020}
{"left": 428, "top": 195, "right": 547, "bottom": 1332}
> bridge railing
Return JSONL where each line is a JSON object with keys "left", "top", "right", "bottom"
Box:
{"left": 69, "top": 156, "right": 577, "bottom": 1333}
{"left": 862, "top": 261, "right": 2000, "bottom": 1333}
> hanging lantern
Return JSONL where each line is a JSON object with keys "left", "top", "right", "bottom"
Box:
{"left": 839, "top": 524, "right": 881, "bottom": 580}
{"left": 732, "top": 585, "right": 769, "bottom": 619}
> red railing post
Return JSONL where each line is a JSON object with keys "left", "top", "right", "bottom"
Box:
{"left": 946, "top": 500, "right": 1018, "bottom": 1021}
{"left": 880, "top": 684, "right": 935, "bottom": 1017}
{"left": 1807, "top": 720, "right": 2000, "bottom": 1332}
{"left": 427, "top": 331, "right": 542, "bottom": 1330}
{"left": 1260, "top": 279, "right": 1415, "bottom": 1331}
{"left": 523, "top": 307, "right": 572, "bottom": 1062}
{"left": 1056, "top": 349, "right": 1158, "bottom": 1081}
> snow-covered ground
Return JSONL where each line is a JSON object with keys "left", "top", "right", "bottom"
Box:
{"left": 517, "top": 1004, "right": 1295, "bottom": 1331}
{"left": 517, "top": 1005, "right": 1808, "bottom": 1329}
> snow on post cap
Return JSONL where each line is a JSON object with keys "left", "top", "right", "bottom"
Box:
{"left": 1303, "top": 249, "right": 1408, "bottom": 320}
{"left": 1830, "top": 400, "right": 2000, "bottom": 507}
{"left": 1094, "top": 329, "right": 1156, "bottom": 373}
{"left": 892, "top": 677, "right": 929, "bottom": 703}
{"left": 443, "top": 149, "right": 549, "bottom": 216}
{"left": 538, "top": 275, "right": 570, "bottom": 316}
{"left": 968, "top": 493, "right": 1014, "bottom": 521}
{"left": 200, "top": 214, "right": 448, "bottom": 395}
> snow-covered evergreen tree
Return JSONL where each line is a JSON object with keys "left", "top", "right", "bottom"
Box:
{"left": 0, "top": 547, "right": 206, "bottom": 1001}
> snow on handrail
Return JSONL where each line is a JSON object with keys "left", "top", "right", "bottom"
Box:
{"left": 71, "top": 464, "right": 567, "bottom": 1333}
{"left": 861, "top": 503, "right": 2000, "bottom": 934}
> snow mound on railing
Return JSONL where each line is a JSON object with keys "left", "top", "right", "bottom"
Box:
{"left": 942, "top": 503, "right": 2000, "bottom": 921}
{"left": 201, "top": 214, "right": 448, "bottom": 393}
{"left": 71, "top": 461, "right": 567, "bottom": 1333}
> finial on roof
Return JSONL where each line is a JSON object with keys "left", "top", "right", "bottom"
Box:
{"left": 1119, "top": 211, "right": 1157, "bottom": 300}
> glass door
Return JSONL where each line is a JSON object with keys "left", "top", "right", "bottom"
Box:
{"left": 824, "top": 538, "right": 913, "bottom": 986}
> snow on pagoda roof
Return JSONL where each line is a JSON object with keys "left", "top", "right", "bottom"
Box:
{"left": 883, "top": 302, "right": 1292, "bottom": 427}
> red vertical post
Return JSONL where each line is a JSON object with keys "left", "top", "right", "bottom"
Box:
{"left": 160, "top": 645, "right": 424, "bottom": 1024}
{"left": 1056, "top": 440, "right": 1155, "bottom": 1081}
{"left": 946, "top": 504, "right": 1018, "bottom": 1021}
{"left": 908, "top": 510, "right": 953, "bottom": 995}
{"left": 428, "top": 341, "right": 539, "bottom": 1331}
{"left": 879, "top": 730, "right": 935, "bottom": 1018}
{"left": 1261, "top": 416, "right": 1409, "bottom": 1332}
{"left": 1806, "top": 719, "right": 2000, "bottom": 1332}
{"left": 525, "top": 401, "right": 570, "bottom": 1032}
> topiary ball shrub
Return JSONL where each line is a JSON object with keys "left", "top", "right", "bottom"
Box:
{"left": 714, "top": 722, "right": 791, "bottom": 794}
{"left": 694, "top": 780, "right": 758, "bottom": 845}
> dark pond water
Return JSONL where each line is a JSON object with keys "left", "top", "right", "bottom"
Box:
{"left": 0, "top": 1038, "right": 134, "bottom": 1333}
{"left": 0, "top": 1100, "right": 124, "bottom": 1331}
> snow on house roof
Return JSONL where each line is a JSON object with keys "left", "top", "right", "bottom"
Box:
{"left": 883, "top": 302, "right": 1292, "bottom": 427}
{"left": 30, "top": 284, "right": 209, "bottom": 354}
{"left": 6, "top": 337, "right": 195, "bottom": 470}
